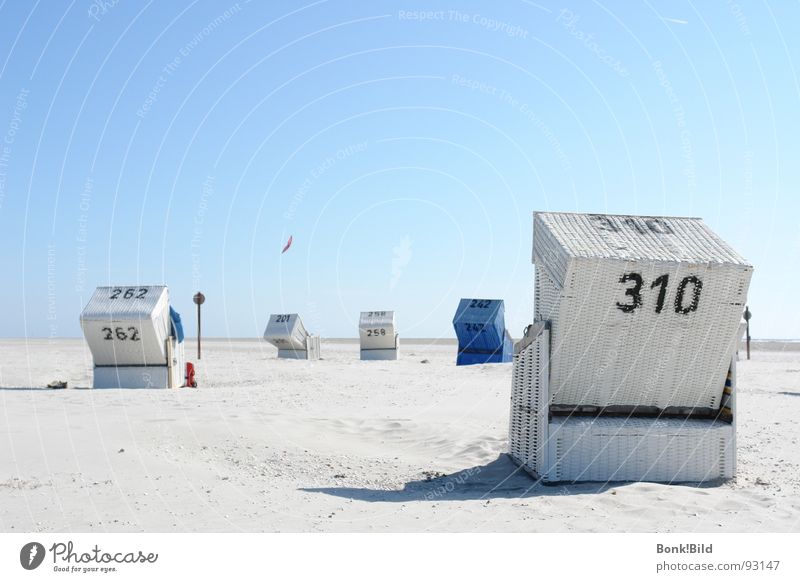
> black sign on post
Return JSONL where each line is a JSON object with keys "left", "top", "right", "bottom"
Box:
{"left": 193, "top": 292, "right": 205, "bottom": 360}
{"left": 743, "top": 305, "right": 752, "bottom": 360}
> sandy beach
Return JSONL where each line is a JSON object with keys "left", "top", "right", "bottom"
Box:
{"left": 1, "top": 339, "right": 799, "bottom": 533}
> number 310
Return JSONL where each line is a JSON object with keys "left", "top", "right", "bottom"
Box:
{"left": 616, "top": 273, "right": 702, "bottom": 315}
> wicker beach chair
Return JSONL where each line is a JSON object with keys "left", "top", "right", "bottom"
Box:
{"left": 509, "top": 213, "right": 753, "bottom": 483}
{"left": 359, "top": 310, "right": 399, "bottom": 360}
{"left": 80, "top": 286, "right": 186, "bottom": 388}
{"left": 452, "top": 298, "right": 513, "bottom": 365}
{"left": 263, "top": 313, "right": 321, "bottom": 360}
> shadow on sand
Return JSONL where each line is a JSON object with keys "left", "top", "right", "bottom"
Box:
{"left": 0, "top": 386, "right": 91, "bottom": 391}
{"left": 301, "top": 454, "right": 633, "bottom": 502}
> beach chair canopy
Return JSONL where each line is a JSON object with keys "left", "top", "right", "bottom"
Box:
{"left": 359, "top": 311, "right": 396, "bottom": 350}
{"left": 533, "top": 212, "right": 753, "bottom": 410}
{"left": 80, "top": 285, "right": 172, "bottom": 366}
{"left": 263, "top": 313, "right": 310, "bottom": 351}
{"left": 452, "top": 299, "right": 507, "bottom": 352}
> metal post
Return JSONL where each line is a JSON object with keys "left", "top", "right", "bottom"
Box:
{"left": 197, "top": 303, "right": 201, "bottom": 360}
{"left": 193, "top": 292, "right": 205, "bottom": 360}
{"left": 743, "top": 305, "right": 752, "bottom": 360}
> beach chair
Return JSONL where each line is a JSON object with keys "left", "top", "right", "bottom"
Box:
{"left": 509, "top": 213, "right": 753, "bottom": 483}
{"left": 263, "top": 313, "right": 320, "bottom": 360}
{"left": 80, "top": 286, "right": 187, "bottom": 388}
{"left": 359, "top": 311, "right": 399, "bottom": 360}
{"left": 452, "top": 298, "right": 513, "bottom": 365}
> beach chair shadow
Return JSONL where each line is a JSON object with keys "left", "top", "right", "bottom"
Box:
{"left": 301, "top": 454, "right": 629, "bottom": 502}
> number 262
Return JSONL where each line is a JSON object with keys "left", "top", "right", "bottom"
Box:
{"left": 101, "top": 326, "right": 140, "bottom": 341}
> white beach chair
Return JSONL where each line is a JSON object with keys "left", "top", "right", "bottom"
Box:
{"left": 359, "top": 311, "right": 399, "bottom": 360}
{"left": 80, "top": 286, "right": 186, "bottom": 388}
{"left": 263, "top": 313, "right": 320, "bottom": 360}
{"left": 509, "top": 213, "right": 753, "bottom": 483}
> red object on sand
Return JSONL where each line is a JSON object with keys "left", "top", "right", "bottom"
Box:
{"left": 185, "top": 362, "right": 197, "bottom": 388}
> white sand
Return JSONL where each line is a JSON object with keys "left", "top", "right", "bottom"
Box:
{"left": 1, "top": 339, "right": 799, "bottom": 532}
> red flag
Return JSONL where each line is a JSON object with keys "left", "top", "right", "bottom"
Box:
{"left": 281, "top": 235, "right": 293, "bottom": 254}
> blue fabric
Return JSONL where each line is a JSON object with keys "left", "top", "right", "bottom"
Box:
{"left": 452, "top": 298, "right": 513, "bottom": 365}
{"left": 169, "top": 306, "right": 185, "bottom": 343}
{"left": 456, "top": 348, "right": 512, "bottom": 365}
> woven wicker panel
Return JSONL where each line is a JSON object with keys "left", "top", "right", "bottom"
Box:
{"left": 80, "top": 286, "right": 171, "bottom": 366}
{"left": 509, "top": 346, "right": 533, "bottom": 466}
{"left": 532, "top": 216, "right": 570, "bottom": 286}
{"left": 545, "top": 417, "right": 733, "bottom": 482}
{"left": 535, "top": 213, "right": 749, "bottom": 264}
{"left": 306, "top": 335, "right": 321, "bottom": 360}
{"left": 359, "top": 310, "right": 397, "bottom": 351}
{"left": 533, "top": 212, "right": 753, "bottom": 410}
{"left": 508, "top": 325, "right": 549, "bottom": 477}
{"left": 549, "top": 258, "right": 749, "bottom": 408}
{"left": 93, "top": 366, "right": 169, "bottom": 389}
{"left": 534, "top": 266, "right": 562, "bottom": 324}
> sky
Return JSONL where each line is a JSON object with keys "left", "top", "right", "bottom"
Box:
{"left": 0, "top": 0, "right": 798, "bottom": 339}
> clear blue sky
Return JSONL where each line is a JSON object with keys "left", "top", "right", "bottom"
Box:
{"left": 0, "top": 0, "right": 797, "bottom": 339}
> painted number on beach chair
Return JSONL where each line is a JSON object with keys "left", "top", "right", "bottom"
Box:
{"left": 591, "top": 215, "right": 675, "bottom": 235}
{"left": 366, "top": 328, "right": 386, "bottom": 336}
{"left": 468, "top": 299, "right": 492, "bottom": 309}
{"left": 101, "top": 326, "right": 141, "bottom": 341}
{"left": 616, "top": 273, "right": 702, "bottom": 315}
{"left": 464, "top": 323, "right": 485, "bottom": 332}
{"left": 109, "top": 288, "right": 148, "bottom": 299}
{"left": 274, "top": 314, "right": 291, "bottom": 323}
{"left": 616, "top": 273, "right": 644, "bottom": 313}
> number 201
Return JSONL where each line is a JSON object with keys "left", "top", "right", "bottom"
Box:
{"left": 616, "top": 273, "right": 702, "bottom": 315}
